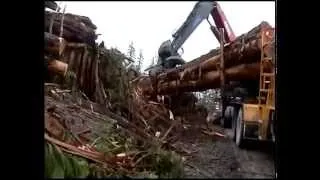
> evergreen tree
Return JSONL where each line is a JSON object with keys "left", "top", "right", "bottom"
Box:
{"left": 137, "top": 49, "right": 144, "bottom": 72}
{"left": 127, "top": 41, "right": 136, "bottom": 61}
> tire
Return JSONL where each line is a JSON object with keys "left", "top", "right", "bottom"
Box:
{"left": 221, "top": 106, "right": 233, "bottom": 128}
{"left": 235, "top": 108, "right": 245, "bottom": 148}
{"left": 231, "top": 108, "right": 238, "bottom": 141}
{"left": 270, "top": 111, "right": 275, "bottom": 142}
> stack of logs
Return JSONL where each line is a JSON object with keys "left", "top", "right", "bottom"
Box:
{"left": 45, "top": 10, "right": 98, "bottom": 46}
{"left": 138, "top": 21, "right": 275, "bottom": 96}
{"left": 44, "top": 7, "right": 107, "bottom": 104}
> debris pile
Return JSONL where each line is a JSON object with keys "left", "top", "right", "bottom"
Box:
{"left": 129, "top": 74, "right": 213, "bottom": 145}
{"left": 129, "top": 76, "right": 178, "bottom": 143}
{"left": 45, "top": 84, "right": 184, "bottom": 178}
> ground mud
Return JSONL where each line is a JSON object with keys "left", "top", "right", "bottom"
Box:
{"left": 181, "top": 125, "right": 275, "bottom": 178}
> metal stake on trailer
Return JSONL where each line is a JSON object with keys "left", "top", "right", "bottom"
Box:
{"left": 219, "top": 28, "right": 226, "bottom": 124}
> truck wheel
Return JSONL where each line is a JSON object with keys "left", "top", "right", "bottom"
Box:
{"left": 235, "top": 108, "right": 245, "bottom": 148}
{"left": 231, "top": 108, "right": 238, "bottom": 141}
{"left": 221, "top": 106, "right": 233, "bottom": 128}
{"left": 270, "top": 111, "right": 275, "bottom": 142}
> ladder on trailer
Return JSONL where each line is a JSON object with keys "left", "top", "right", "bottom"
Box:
{"left": 258, "top": 28, "right": 275, "bottom": 108}
{"left": 257, "top": 27, "right": 275, "bottom": 140}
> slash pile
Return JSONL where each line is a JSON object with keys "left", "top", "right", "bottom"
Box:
{"left": 45, "top": 84, "right": 184, "bottom": 178}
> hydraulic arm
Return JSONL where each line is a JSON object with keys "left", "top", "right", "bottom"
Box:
{"left": 147, "top": 1, "right": 236, "bottom": 73}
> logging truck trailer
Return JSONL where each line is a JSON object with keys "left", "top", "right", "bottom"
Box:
{"left": 221, "top": 27, "right": 275, "bottom": 147}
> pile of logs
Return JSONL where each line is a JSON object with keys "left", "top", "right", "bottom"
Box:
{"left": 44, "top": 32, "right": 69, "bottom": 78}
{"left": 44, "top": 8, "right": 107, "bottom": 105}
{"left": 45, "top": 11, "right": 98, "bottom": 46}
{"left": 140, "top": 21, "right": 275, "bottom": 95}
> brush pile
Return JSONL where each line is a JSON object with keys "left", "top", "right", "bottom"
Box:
{"left": 45, "top": 84, "right": 184, "bottom": 178}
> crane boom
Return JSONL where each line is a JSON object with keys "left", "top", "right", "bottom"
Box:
{"left": 210, "top": 2, "right": 236, "bottom": 43}
{"left": 171, "top": 1, "right": 236, "bottom": 55}
{"left": 171, "top": 1, "right": 215, "bottom": 54}
{"left": 146, "top": 1, "right": 236, "bottom": 72}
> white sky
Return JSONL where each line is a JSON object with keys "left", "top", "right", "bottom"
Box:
{"left": 59, "top": 1, "right": 275, "bottom": 71}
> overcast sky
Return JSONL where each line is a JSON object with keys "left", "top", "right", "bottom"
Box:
{"left": 59, "top": 1, "right": 275, "bottom": 71}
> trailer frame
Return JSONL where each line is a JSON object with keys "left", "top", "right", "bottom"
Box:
{"left": 221, "top": 26, "right": 275, "bottom": 147}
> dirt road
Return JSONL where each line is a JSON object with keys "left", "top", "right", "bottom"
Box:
{"left": 181, "top": 126, "right": 275, "bottom": 178}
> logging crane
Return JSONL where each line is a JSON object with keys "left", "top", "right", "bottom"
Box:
{"left": 146, "top": 1, "right": 236, "bottom": 74}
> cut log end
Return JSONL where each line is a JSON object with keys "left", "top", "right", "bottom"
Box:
{"left": 48, "top": 60, "right": 69, "bottom": 77}
{"left": 45, "top": 32, "right": 67, "bottom": 57}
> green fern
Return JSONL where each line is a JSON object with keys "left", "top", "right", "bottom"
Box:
{"left": 45, "top": 142, "right": 90, "bottom": 178}
{"left": 150, "top": 149, "right": 184, "bottom": 178}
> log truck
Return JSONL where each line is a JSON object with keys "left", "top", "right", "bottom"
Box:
{"left": 147, "top": 1, "right": 276, "bottom": 147}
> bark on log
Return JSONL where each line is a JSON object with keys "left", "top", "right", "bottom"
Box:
{"left": 44, "top": 32, "right": 66, "bottom": 57}
{"left": 45, "top": 11, "right": 97, "bottom": 46}
{"left": 157, "top": 63, "right": 261, "bottom": 94}
{"left": 80, "top": 47, "right": 89, "bottom": 87}
{"left": 63, "top": 44, "right": 107, "bottom": 105}
{"left": 45, "top": 11, "right": 97, "bottom": 30}
{"left": 93, "top": 51, "right": 106, "bottom": 104}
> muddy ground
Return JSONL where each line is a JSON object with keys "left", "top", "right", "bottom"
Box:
{"left": 180, "top": 124, "right": 275, "bottom": 179}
